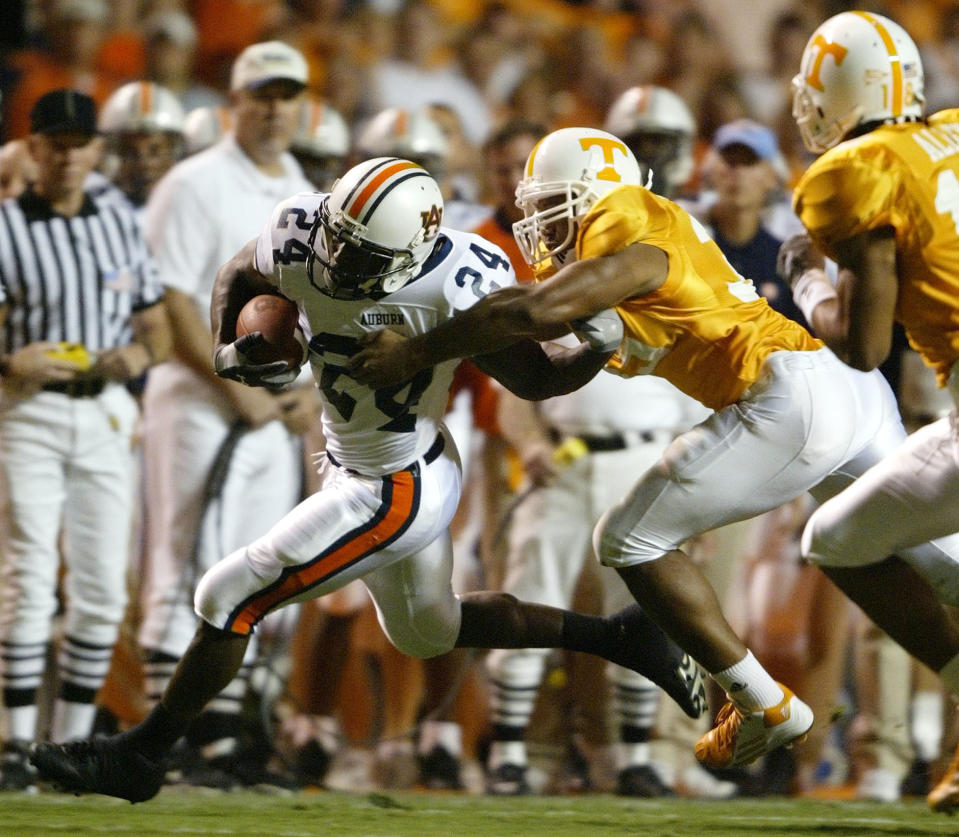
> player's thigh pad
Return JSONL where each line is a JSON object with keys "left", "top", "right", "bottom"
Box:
{"left": 594, "top": 349, "right": 870, "bottom": 567}
{"left": 362, "top": 530, "right": 461, "bottom": 658}
{"left": 804, "top": 415, "right": 959, "bottom": 599}
{"left": 195, "top": 442, "right": 462, "bottom": 635}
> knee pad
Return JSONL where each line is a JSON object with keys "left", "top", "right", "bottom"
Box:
{"left": 379, "top": 600, "right": 459, "bottom": 659}
{"left": 593, "top": 508, "right": 665, "bottom": 569}
{"left": 802, "top": 509, "right": 880, "bottom": 568}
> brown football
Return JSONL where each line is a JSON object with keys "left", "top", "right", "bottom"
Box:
{"left": 235, "top": 294, "right": 303, "bottom": 366}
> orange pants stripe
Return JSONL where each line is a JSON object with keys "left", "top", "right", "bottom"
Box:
{"left": 225, "top": 469, "right": 418, "bottom": 634}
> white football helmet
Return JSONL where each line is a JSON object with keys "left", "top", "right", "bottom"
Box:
{"left": 99, "top": 82, "right": 186, "bottom": 135}
{"left": 291, "top": 99, "right": 351, "bottom": 190}
{"left": 183, "top": 105, "right": 232, "bottom": 155}
{"left": 309, "top": 157, "right": 444, "bottom": 299}
{"left": 792, "top": 10, "right": 924, "bottom": 154}
{"left": 292, "top": 99, "right": 350, "bottom": 158}
{"left": 604, "top": 85, "right": 695, "bottom": 198}
{"left": 356, "top": 108, "right": 449, "bottom": 178}
{"left": 513, "top": 127, "right": 642, "bottom": 267}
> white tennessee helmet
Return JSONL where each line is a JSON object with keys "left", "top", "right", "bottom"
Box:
{"left": 308, "top": 157, "right": 444, "bottom": 300}
{"left": 292, "top": 98, "right": 350, "bottom": 159}
{"left": 99, "top": 81, "right": 186, "bottom": 135}
{"left": 792, "top": 10, "right": 924, "bottom": 154}
{"left": 182, "top": 105, "right": 232, "bottom": 155}
{"left": 604, "top": 85, "right": 695, "bottom": 198}
{"left": 356, "top": 108, "right": 449, "bottom": 178}
{"left": 513, "top": 126, "right": 642, "bottom": 267}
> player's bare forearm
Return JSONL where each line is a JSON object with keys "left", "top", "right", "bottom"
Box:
{"left": 210, "top": 239, "right": 275, "bottom": 346}
{"left": 474, "top": 339, "right": 611, "bottom": 400}
{"left": 812, "top": 232, "right": 897, "bottom": 371}
{"left": 347, "top": 285, "right": 559, "bottom": 387}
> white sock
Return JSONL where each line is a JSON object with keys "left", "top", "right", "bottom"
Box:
{"left": 50, "top": 700, "right": 98, "bottom": 743}
{"left": 619, "top": 741, "right": 650, "bottom": 769}
{"left": 911, "top": 691, "right": 944, "bottom": 762}
{"left": 3, "top": 704, "right": 37, "bottom": 743}
{"left": 488, "top": 740, "right": 527, "bottom": 770}
{"left": 418, "top": 720, "right": 462, "bottom": 756}
{"left": 712, "top": 651, "right": 785, "bottom": 711}
{"left": 938, "top": 652, "right": 959, "bottom": 695}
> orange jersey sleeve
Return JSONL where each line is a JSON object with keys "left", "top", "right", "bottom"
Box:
{"left": 577, "top": 187, "right": 821, "bottom": 410}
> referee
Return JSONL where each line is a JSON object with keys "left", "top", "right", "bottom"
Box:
{"left": 0, "top": 89, "right": 169, "bottom": 791}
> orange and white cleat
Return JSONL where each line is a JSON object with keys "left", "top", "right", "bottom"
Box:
{"left": 694, "top": 683, "right": 813, "bottom": 770}
{"left": 928, "top": 743, "right": 959, "bottom": 814}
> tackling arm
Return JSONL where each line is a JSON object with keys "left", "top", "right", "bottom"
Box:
{"left": 348, "top": 242, "right": 667, "bottom": 389}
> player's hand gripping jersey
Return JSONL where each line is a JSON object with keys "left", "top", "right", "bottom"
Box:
{"left": 794, "top": 110, "right": 959, "bottom": 387}
{"left": 581, "top": 187, "right": 821, "bottom": 410}
{"left": 254, "top": 190, "right": 517, "bottom": 475}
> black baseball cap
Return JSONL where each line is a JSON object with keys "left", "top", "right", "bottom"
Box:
{"left": 30, "top": 89, "right": 98, "bottom": 136}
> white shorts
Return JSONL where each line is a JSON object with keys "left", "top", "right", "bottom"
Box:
{"left": 195, "top": 428, "right": 466, "bottom": 658}
{"left": 803, "top": 411, "right": 959, "bottom": 603}
{"left": 596, "top": 349, "right": 905, "bottom": 567}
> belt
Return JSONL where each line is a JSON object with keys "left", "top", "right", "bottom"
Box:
{"left": 327, "top": 432, "right": 445, "bottom": 474}
{"left": 551, "top": 428, "right": 666, "bottom": 453}
{"left": 42, "top": 378, "right": 106, "bottom": 398}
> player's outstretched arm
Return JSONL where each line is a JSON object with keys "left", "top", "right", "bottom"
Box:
{"left": 347, "top": 242, "right": 665, "bottom": 389}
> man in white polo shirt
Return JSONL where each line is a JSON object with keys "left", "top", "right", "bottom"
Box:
{"left": 135, "top": 41, "right": 319, "bottom": 789}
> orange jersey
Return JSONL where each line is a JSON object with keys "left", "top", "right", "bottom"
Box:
{"left": 577, "top": 187, "right": 821, "bottom": 410}
{"left": 794, "top": 110, "right": 959, "bottom": 387}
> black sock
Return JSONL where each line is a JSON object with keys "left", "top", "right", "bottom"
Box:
{"left": 560, "top": 610, "right": 610, "bottom": 657}
{"left": 119, "top": 703, "right": 185, "bottom": 761}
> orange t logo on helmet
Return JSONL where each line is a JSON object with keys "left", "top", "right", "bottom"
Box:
{"left": 578, "top": 137, "right": 629, "bottom": 182}
{"left": 804, "top": 34, "right": 849, "bottom": 92}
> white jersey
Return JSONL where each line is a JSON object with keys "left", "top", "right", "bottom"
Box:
{"left": 254, "top": 190, "right": 517, "bottom": 476}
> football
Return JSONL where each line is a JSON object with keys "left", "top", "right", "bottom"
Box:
{"left": 235, "top": 293, "right": 303, "bottom": 366}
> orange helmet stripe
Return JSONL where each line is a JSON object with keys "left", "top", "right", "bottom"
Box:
{"left": 854, "top": 10, "right": 903, "bottom": 116}
{"left": 138, "top": 81, "right": 153, "bottom": 116}
{"left": 347, "top": 159, "right": 419, "bottom": 217}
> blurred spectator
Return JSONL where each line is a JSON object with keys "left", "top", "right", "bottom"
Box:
{"left": 693, "top": 119, "right": 807, "bottom": 327}
{"left": 919, "top": 3, "right": 959, "bottom": 113}
{"left": 3, "top": 0, "right": 122, "bottom": 141}
{"left": 0, "top": 140, "right": 37, "bottom": 199}
{"left": 191, "top": 0, "right": 287, "bottom": 89}
{"left": 143, "top": 9, "right": 224, "bottom": 114}
{"left": 365, "top": 0, "right": 492, "bottom": 145}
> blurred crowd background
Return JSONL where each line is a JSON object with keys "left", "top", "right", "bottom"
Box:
{"left": 1, "top": 0, "right": 958, "bottom": 805}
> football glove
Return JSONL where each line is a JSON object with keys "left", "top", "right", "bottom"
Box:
{"left": 570, "top": 308, "right": 623, "bottom": 353}
{"left": 213, "top": 333, "right": 301, "bottom": 389}
{"left": 776, "top": 233, "right": 824, "bottom": 288}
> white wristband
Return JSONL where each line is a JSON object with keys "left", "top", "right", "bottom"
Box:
{"left": 792, "top": 269, "right": 838, "bottom": 324}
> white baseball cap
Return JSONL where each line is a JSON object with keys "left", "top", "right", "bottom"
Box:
{"left": 230, "top": 41, "right": 308, "bottom": 92}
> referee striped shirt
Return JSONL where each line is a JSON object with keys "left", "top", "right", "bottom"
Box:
{"left": 0, "top": 181, "right": 163, "bottom": 355}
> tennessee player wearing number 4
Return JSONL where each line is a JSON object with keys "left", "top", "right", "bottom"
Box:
{"left": 780, "top": 10, "right": 959, "bottom": 814}
{"left": 29, "top": 157, "right": 708, "bottom": 804}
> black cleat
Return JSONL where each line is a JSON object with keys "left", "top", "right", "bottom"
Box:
{"left": 418, "top": 745, "right": 465, "bottom": 790}
{"left": 616, "top": 764, "right": 675, "bottom": 797}
{"left": 605, "top": 605, "right": 709, "bottom": 719}
{"left": 30, "top": 737, "right": 164, "bottom": 803}
{"left": 485, "top": 762, "right": 530, "bottom": 796}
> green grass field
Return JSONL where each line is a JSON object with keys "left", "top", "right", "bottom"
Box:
{"left": 1, "top": 789, "right": 957, "bottom": 837}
